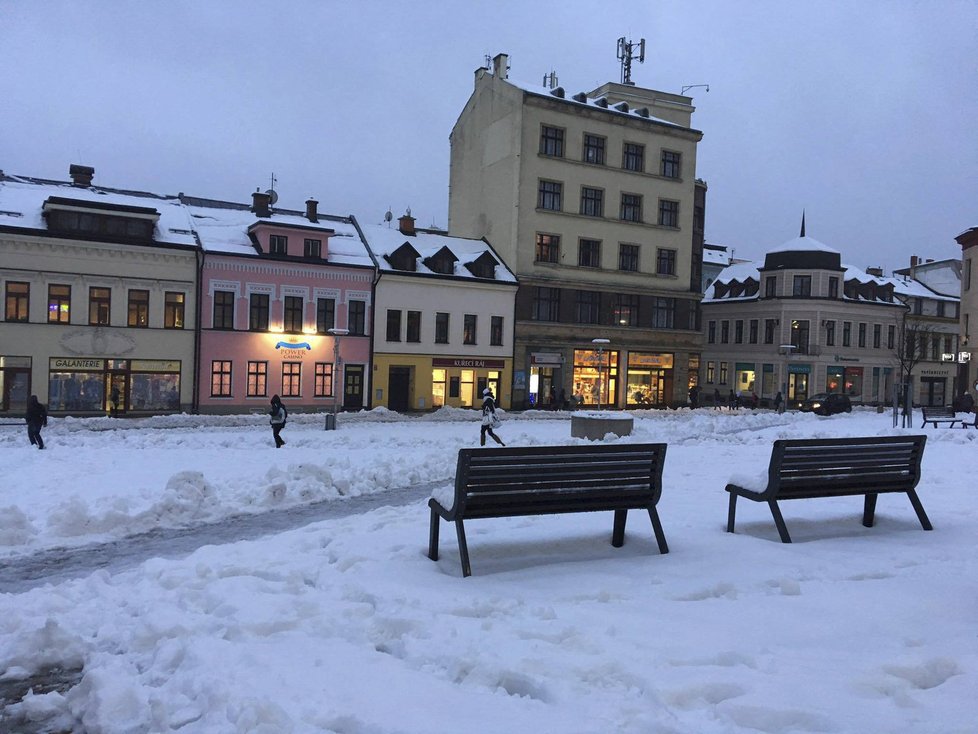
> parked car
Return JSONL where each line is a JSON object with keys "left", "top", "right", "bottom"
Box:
{"left": 801, "top": 392, "right": 852, "bottom": 416}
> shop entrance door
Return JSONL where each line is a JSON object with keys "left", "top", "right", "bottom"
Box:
{"left": 344, "top": 365, "right": 364, "bottom": 410}
{"left": 106, "top": 373, "right": 128, "bottom": 415}
{"left": 923, "top": 378, "right": 946, "bottom": 407}
{"left": 1, "top": 368, "right": 30, "bottom": 412}
{"left": 388, "top": 366, "right": 410, "bottom": 411}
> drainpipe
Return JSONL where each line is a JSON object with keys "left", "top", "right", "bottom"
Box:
{"left": 350, "top": 214, "right": 380, "bottom": 410}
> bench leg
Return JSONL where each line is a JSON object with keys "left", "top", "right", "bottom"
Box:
{"left": 862, "top": 493, "right": 878, "bottom": 528}
{"left": 428, "top": 508, "right": 440, "bottom": 561}
{"left": 455, "top": 519, "right": 472, "bottom": 577}
{"left": 907, "top": 490, "right": 933, "bottom": 531}
{"left": 647, "top": 507, "right": 669, "bottom": 554}
{"left": 612, "top": 509, "right": 627, "bottom": 547}
{"left": 726, "top": 492, "right": 738, "bottom": 533}
{"left": 769, "top": 500, "right": 792, "bottom": 543}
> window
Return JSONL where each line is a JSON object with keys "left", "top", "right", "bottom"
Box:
{"left": 535, "top": 233, "right": 560, "bottom": 263}
{"left": 619, "top": 244, "right": 639, "bottom": 271}
{"left": 656, "top": 248, "right": 677, "bottom": 275}
{"left": 578, "top": 239, "right": 601, "bottom": 267}
{"left": 304, "top": 238, "right": 322, "bottom": 258}
{"left": 48, "top": 284, "right": 70, "bottom": 324}
{"left": 250, "top": 293, "right": 269, "bottom": 331}
{"left": 913, "top": 299, "right": 923, "bottom": 316}
{"left": 764, "top": 319, "right": 776, "bottom": 344}
{"left": 826, "top": 320, "right": 836, "bottom": 346}
{"left": 540, "top": 125, "right": 564, "bottom": 157}
{"left": 765, "top": 277, "right": 776, "bottom": 297}
{"left": 842, "top": 321, "right": 852, "bottom": 347}
{"left": 490, "top": 315, "right": 503, "bottom": 346}
{"left": 791, "top": 320, "right": 810, "bottom": 353}
{"left": 721, "top": 320, "right": 730, "bottom": 344}
{"left": 657, "top": 199, "right": 678, "bottom": 227}
{"left": 127, "top": 289, "right": 149, "bottom": 327}
{"left": 538, "top": 180, "right": 562, "bottom": 211}
{"left": 435, "top": 312, "right": 449, "bottom": 343}
{"left": 734, "top": 320, "right": 744, "bottom": 343}
{"left": 164, "top": 292, "right": 184, "bottom": 329}
{"left": 792, "top": 276, "right": 812, "bottom": 296}
{"left": 966, "top": 259, "right": 972, "bottom": 291}
{"left": 247, "top": 361, "right": 267, "bottom": 397}
{"left": 90, "top": 286, "right": 112, "bottom": 326}
{"left": 652, "top": 297, "right": 674, "bottom": 329}
{"left": 386, "top": 309, "right": 402, "bottom": 341}
{"left": 873, "top": 324, "right": 881, "bottom": 349}
{"left": 281, "top": 362, "right": 301, "bottom": 397}
{"left": 211, "top": 360, "right": 232, "bottom": 397}
{"left": 269, "top": 235, "right": 287, "bottom": 255}
{"left": 931, "top": 336, "right": 940, "bottom": 361}
{"left": 706, "top": 361, "right": 715, "bottom": 384}
{"left": 620, "top": 193, "right": 642, "bottom": 222}
{"left": 576, "top": 291, "right": 600, "bottom": 324}
{"left": 887, "top": 324, "right": 895, "bottom": 349}
{"left": 284, "top": 296, "right": 303, "bottom": 333}
{"left": 708, "top": 320, "right": 716, "bottom": 344}
{"left": 463, "top": 314, "right": 477, "bottom": 344}
{"left": 828, "top": 277, "right": 839, "bottom": 298}
{"left": 580, "top": 187, "right": 604, "bottom": 217}
{"left": 406, "top": 310, "right": 421, "bottom": 343}
{"left": 315, "top": 363, "right": 334, "bottom": 397}
{"left": 532, "top": 287, "right": 560, "bottom": 322}
{"left": 719, "top": 362, "right": 728, "bottom": 384}
{"left": 348, "top": 300, "right": 366, "bottom": 335}
{"left": 661, "top": 150, "right": 682, "bottom": 178}
{"left": 316, "top": 298, "right": 335, "bottom": 333}
{"left": 5, "top": 282, "right": 29, "bottom": 322}
{"left": 937, "top": 301, "right": 946, "bottom": 317}
{"left": 623, "top": 142, "right": 644, "bottom": 172}
{"left": 749, "top": 320, "right": 758, "bottom": 344}
{"left": 858, "top": 322, "right": 867, "bottom": 348}
{"left": 615, "top": 294, "right": 639, "bottom": 327}
{"left": 582, "top": 133, "right": 606, "bottom": 164}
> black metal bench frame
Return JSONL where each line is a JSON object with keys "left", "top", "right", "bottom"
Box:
{"left": 428, "top": 443, "right": 669, "bottom": 577}
{"left": 726, "top": 435, "right": 931, "bottom": 543}
{"left": 921, "top": 407, "right": 962, "bottom": 428}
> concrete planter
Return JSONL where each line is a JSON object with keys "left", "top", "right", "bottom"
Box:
{"left": 571, "top": 412, "right": 634, "bottom": 440}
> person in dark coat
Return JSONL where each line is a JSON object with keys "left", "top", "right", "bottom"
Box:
{"left": 774, "top": 391, "right": 784, "bottom": 412}
{"left": 688, "top": 385, "right": 700, "bottom": 408}
{"left": 558, "top": 387, "right": 567, "bottom": 411}
{"left": 480, "top": 388, "right": 505, "bottom": 446}
{"left": 713, "top": 388, "right": 722, "bottom": 410}
{"left": 961, "top": 393, "right": 975, "bottom": 413}
{"left": 269, "top": 394, "right": 287, "bottom": 448}
{"left": 25, "top": 395, "right": 47, "bottom": 450}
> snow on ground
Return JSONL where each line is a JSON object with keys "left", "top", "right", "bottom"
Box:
{"left": 1, "top": 407, "right": 975, "bottom": 732}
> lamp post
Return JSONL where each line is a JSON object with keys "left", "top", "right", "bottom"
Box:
{"left": 779, "top": 343, "right": 796, "bottom": 412}
{"left": 592, "top": 338, "right": 610, "bottom": 411}
{"left": 327, "top": 328, "right": 349, "bottom": 429}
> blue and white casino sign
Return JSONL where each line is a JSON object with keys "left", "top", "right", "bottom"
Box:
{"left": 274, "top": 341, "right": 313, "bottom": 360}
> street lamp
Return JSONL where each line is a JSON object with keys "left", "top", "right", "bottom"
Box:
{"left": 592, "top": 338, "right": 610, "bottom": 411}
{"left": 326, "top": 328, "right": 349, "bottom": 429}
{"left": 779, "top": 343, "right": 796, "bottom": 412}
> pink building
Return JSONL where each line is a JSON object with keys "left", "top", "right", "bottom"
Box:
{"left": 190, "top": 192, "right": 375, "bottom": 413}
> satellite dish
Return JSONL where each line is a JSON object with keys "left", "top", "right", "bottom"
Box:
{"left": 384, "top": 209, "right": 393, "bottom": 223}
{"left": 265, "top": 189, "right": 279, "bottom": 206}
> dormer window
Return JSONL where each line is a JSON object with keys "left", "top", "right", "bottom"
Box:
{"left": 792, "top": 275, "right": 811, "bottom": 296}
{"left": 42, "top": 197, "right": 157, "bottom": 241}
{"left": 385, "top": 242, "right": 421, "bottom": 272}
{"left": 423, "top": 246, "right": 458, "bottom": 275}
{"left": 828, "top": 277, "right": 839, "bottom": 298}
{"left": 304, "top": 238, "right": 322, "bottom": 258}
{"left": 466, "top": 252, "right": 500, "bottom": 279}
{"left": 269, "top": 235, "right": 287, "bottom": 255}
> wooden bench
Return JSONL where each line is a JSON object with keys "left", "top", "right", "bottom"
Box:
{"left": 428, "top": 443, "right": 669, "bottom": 577}
{"left": 921, "top": 407, "right": 963, "bottom": 428}
{"left": 725, "top": 435, "right": 931, "bottom": 543}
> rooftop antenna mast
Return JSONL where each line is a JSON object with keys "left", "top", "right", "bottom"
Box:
{"left": 265, "top": 173, "right": 278, "bottom": 207}
{"left": 616, "top": 36, "right": 645, "bottom": 85}
{"left": 543, "top": 70, "right": 558, "bottom": 89}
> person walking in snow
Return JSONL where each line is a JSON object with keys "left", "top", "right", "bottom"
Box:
{"left": 774, "top": 391, "right": 784, "bottom": 413}
{"left": 269, "top": 394, "right": 287, "bottom": 448}
{"left": 480, "top": 388, "right": 505, "bottom": 447}
{"left": 713, "top": 388, "right": 722, "bottom": 410}
{"left": 25, "top": 394, "right": 47, "bottom": 450}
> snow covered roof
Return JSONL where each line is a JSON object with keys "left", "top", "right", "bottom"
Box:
{"left": 505, "top": 77, "right": 690, "bottom": 131}
{"left": 359, "top": 223, "right": 516, "bottom": 283}
{"left": 768, "top": 235, "right": 839, "bottom": 254}
{"left": 0, "top": 173, "right": 198, "bottom": 248}
{"left": 703, "top": 248, "right": 731, "bottom": 266}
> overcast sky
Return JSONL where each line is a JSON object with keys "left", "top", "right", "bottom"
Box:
{"left": 2, "top": 0, "right": 975, "bottom": 273}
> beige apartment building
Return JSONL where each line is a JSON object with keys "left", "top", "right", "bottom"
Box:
{"left": 703, "top": 234, "right": 961, "bottom": 408}
{"left": 0, "top": 166, "right": 198, "bottom": 416}
{"left": 956, "top": 228, "right": 978, "bottom": 395}
{"left": 448, "top": 54, "right": 705, "bottom": 409}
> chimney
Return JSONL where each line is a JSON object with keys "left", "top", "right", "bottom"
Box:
{"left": 492, "top": 53, "right": 509, "bottom": 80}
{"left": 910, "top": 255, "right": 919, "bottom": 278}
{"left": 69, "top": 164, "right": 94, "bottom": 187}
{"left": 398, "top": 212, "right": 416, "bottom": 236}
{"left": 305, "top": 198, "right": 319, "bottom": 223}
{"left": 251, "top": 189, "right": 271, "bottom": 217}
{"left": 866, "top": 266, "right": 884, "bottom": 277}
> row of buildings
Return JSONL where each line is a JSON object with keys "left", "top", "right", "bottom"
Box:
{"left": 2, "top": 53, "right": 973, "bottom": 416}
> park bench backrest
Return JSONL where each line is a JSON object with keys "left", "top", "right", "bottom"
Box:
{"left": 923, "top": 407, "right": 954, "bottom": 417}
{"left": 454, "top": 443, "right": 666, "bottom": 519}
{"left": 769, "top": 435, "right": 926, "bottom": 501}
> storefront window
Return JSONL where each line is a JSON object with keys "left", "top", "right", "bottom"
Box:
{"left": 460, "top": 369, "right": 474, "bottom": 407}
{"left": 130, "top": 373, "right": 180, "bottom": 410}
{"left": 844, "top": 367, "right": 864, "bottom": 398}
{"left": 626, "top": 353, "right": 673, "bottom": 406}
{"left": 49, "top": 371, "right": 104, "bottom": 411}
{"left": 572, "top": 349, "right": 618, "bottom": 407}
{"left": 735, "top": 362, "right": 756, "bottom": 394}
{"left": 826, "top": 366, "right": 843, "bottom": 393}
{"left": 432, "top": 368, "right": 446, "bottom": 408}
{"left": 762, "top": 364, "right": 775, "bottom": 396}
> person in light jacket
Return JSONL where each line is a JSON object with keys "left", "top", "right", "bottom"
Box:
{"left": 480, "top": 388, "right": 505, "bottom": 447}
{"left": 269, "top": 394, "right": 287, "bottom": 448}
